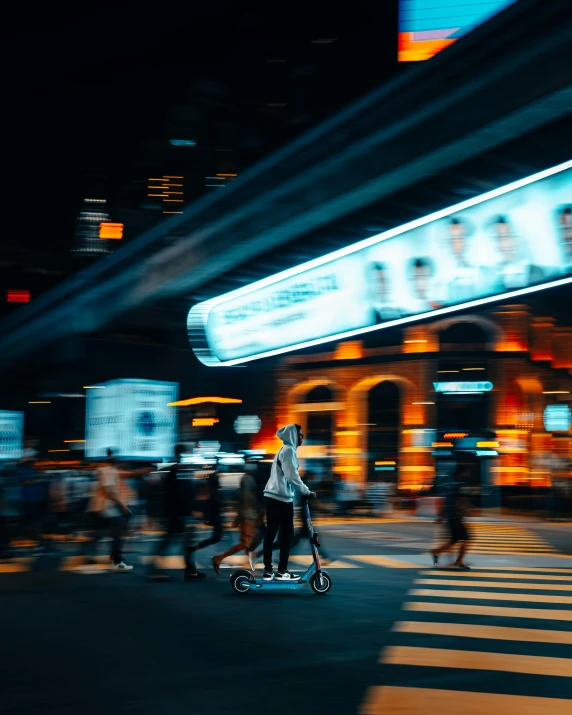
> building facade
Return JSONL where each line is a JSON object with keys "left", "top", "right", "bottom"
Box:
{"left": 262, "top": 305, "right": 571, "bottom": 492}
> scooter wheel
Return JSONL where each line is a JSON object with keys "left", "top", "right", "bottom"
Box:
{"left": 230, "top": 569, "right": 253, "bottom": 595}
{"left": 310, "top": 571, "right": 332, "bottom": 595}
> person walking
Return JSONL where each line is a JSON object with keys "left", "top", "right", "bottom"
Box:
{"left": 211, "top": 469, "right": 263, "bottom": 573}
{"left": 148, "top": 445, "right": 206, "bottom": 581}
{"left": 431, "top": 466, "right": 472, "bottom": 570}
{"left": 262, "top": 424, "right": 315, "bottom": 581}
{"left": 83, "top": 449, "right": 133, "bottom": 571}
{"left": 187, "top": 467, "right": 223, "bottom": 560}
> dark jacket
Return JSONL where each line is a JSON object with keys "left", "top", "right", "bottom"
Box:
{"left": 163, "top": 465, "right": 194, "bottom": 520}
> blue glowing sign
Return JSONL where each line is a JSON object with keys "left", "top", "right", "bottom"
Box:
{"left": 170, "top": 139, "right": 196, "bottom": 147}
{"left": 398, "top": 0, "right": 518, "bottom": 62}
{"left": 188, "top": 162, "right": 572, "bottom": 366}
{"left": 85, "top": 379, "right": 179, "bottom": 460}
{"left": 0, "top": 411, "right": 24, "bottom": 461}
{"left": 434, "top": 381, "right": 493, "bottom": 394}
{"left": 543, "top": 405, "right": 571, "bottom": 433}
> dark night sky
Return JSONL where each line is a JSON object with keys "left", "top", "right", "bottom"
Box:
{"left": 5, "top": 2, "right": 399, "bottom": 268}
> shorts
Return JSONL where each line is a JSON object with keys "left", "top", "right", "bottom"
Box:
{"left": 447, "top": 517, "right": 469, "bottom": 544}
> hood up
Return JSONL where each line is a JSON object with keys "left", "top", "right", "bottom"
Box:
{"left": 276, "top": 424, "right": 299, "bottom": 449}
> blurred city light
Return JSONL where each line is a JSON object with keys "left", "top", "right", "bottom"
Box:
{"left": 99, "top": 222, "right": 124, "bottom": 240}
{"left": 398, "top": 0, "right": 518, "bottom": 62}
{"left": 168, "top": 396, "right": 242, "bottom": 406}
{"left": 6, "top": 290, "right": 30, "bottom": 303}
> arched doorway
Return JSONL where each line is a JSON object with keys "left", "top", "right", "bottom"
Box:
{"left": 304, "top": 385, "right": 334, "bottom": 445}
{"left": 367, "top": 381, "right": 400, "bottom": 481}
{"left": 439, "top": 321, "right": 488, "bottom": 348}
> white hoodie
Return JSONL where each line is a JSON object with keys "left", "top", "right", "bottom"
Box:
{"left": 263, "top": 424, "right": 311, "bottom": 503}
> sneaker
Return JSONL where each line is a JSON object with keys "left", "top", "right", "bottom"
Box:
{"left": 111, "top": 561, "right": 133, "bottom": 571}
{"left": 184, "top": 569, "right": 207, "bottom": 581}
{"left": 262, "top": 570, "right": 274, "bottom": 581}
{"left": 275, "top": 570, "right": 300, "bottom": 580}
{"left": 211, "top": 557, "right": 221, "bottom": 575}
{"left": 430, "top": 550, "right": 439, "bottom": 566}
{"left": 454, "top": 562, "right": 471, "bottom": 570}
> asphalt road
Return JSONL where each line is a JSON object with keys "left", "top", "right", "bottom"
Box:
{"left": 1, "top": 519, "right": 571, "bottom": 714}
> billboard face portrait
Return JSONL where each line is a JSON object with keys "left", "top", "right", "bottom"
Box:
{"left": 188, "top": 163, "right": 572, "bottom": 366}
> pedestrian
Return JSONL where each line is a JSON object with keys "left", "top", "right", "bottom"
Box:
{"left": 262, "top": 424, "right": 315, "bottom": 581}
{"left": 187, "top": 466, "right": 223, "bottom": 560}
{"left": 148, "top": 444, "right": 206, "bottom": 581}
{"left": 431, "top": 465, "right": 472, "bottom": 570}
{"left": 19, "top": 458, "right": 48, "bottom": 554}
{"left": 211, "top": 469, "right": 263, "bottom": 573}
{"left": 83, "top": 449, "right": 133, "bottom": 571}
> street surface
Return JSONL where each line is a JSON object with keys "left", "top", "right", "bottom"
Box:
{"left": 1, "top": 518, "right": 571, "bottom": 714}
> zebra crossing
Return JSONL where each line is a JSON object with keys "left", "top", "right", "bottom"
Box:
{"left": 0, "top": 551, "right": 569, "bottom": 573}
{"left": 359, "top": 566, "right": 572, "bottom": 714}
{"left": 462, "top": 523, "right": 557, "bottom": 555}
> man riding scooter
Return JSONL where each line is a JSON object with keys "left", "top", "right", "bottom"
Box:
{"left": 262, "top": 424, "right": 315, "bottom": 581}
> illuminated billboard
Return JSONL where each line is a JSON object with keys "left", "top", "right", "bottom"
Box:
{"left": 86, "top": 379, "right": 179, "bottom": 460}
{"left": 398, "top": 0, "right": 518, "bottom": 62}
{"left": 188, "top": 162, "right": 572, "bottom": 367}
{"left": 0, "top": 411, "right": 24, "bottom": 461}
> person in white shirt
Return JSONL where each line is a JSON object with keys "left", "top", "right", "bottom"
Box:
{"left": 262, "top": 425, "right": 315, "bottom": 581}
{"left": 559, "top": 206, "right": 572, "bottom": 275}
{"left": 84, "top": 449, "right": 133, "bottom": 571}
{"left": 367, "top": 262, "right": 402, "bottom": 323}
{"left": 407, "top": 257, "right": 441, "bottom": 314}
{"left": 446, "top": 218, "right": 486, "bottom": 303}
{"left": 492, "top": 215, "right": 544, "bottom": 291}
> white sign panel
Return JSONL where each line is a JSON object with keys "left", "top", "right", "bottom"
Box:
{"left": 86, "top": 379, "right": 179, "bottom": 460}
{"left": 543, "top": 405, "right": 571, "bottom": 432}
{"left": 433, "top": 381, "right": 493, "bottom": 393}
{"left": 234, "top": 415, "right": 262, "bottom": 434}
{"left": 188, "top": 163, "right": 572, "bottom": 366}
{"left": 0, "top": 411, "right": 24, "bottom": 461}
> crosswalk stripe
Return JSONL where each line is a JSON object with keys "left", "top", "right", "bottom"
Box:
{"left": 139, "top": 555, "right": 185, "bottom": 568}
{"left": 288, "top": 556, "right": 358, "bottom": 568}
{"left": 404, "top": 601, "right": 572, "bottom": 621}
{"left": 392, "top": 620, "right": 572, "bottom": 644}
{"left": 410, "top": 588, "right": 572, "bottom": 604}
{"left": 0, "top": 558, "right": 31, "bottom": 573}
{"left": 468, "top": 536, "right": 550, "bottom": 541}
{"left": 447, "top": 566, "right": 572, "bottom": 573}
{"left": 420, "top": 570, "right": 572, "bottom": 581}
{"left": 380, "top": 645, "right": 572, "bottom": 677}
{"left": 416, "top": 578, "right": 572, "bottom": 591}
{"left": 350, "top": 555, "right": 420, "bottom": 568}
{"left": 60, "top": 556, "right": 112, "bottom": 571}
{"left": 359, "top": 686, "right": 572, "bottom": 715}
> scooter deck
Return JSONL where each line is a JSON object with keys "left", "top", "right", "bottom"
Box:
{"left": 248, "top": 578, "right": 306, "bottom": 590}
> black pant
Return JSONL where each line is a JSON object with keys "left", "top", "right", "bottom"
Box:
{"left": 84, "top": 513, "right": 124, "bottom": 565}
{"left": 263, "top": 497, "right": 293, "bottom": 572}
{"left": 152, "top": 517, "right": 196, "bottom": 572}
{"left": 193, "top": 508, "right": 223, "bottom": 551}
{"left": 272, "top": 520, "right": 330, "bottom": 559}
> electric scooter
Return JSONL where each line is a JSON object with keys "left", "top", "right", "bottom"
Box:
{"left": 229, "top": 496, "right": 332, "bottom": 595}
